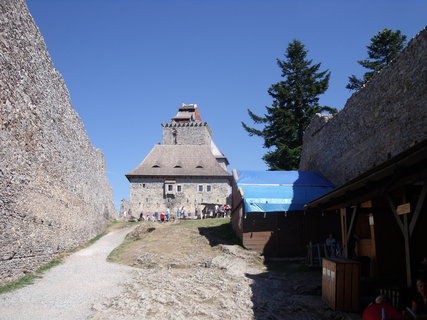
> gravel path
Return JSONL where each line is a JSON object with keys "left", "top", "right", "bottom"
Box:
{"left": 0, "top": 227, "right": 136, "bottom": 320}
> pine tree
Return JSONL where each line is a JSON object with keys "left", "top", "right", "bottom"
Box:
{"left": 346, "top": 28, "right": 407, "bottom": 90}
{"left": 242, "top": 40, "right": 336, "bottom": 170}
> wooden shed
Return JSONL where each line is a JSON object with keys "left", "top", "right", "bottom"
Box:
{"left": 231, "top": 170, "right": 339, "bottom": 257}
{"left": 306, "top": 139, "right": 427, "bottom": 296}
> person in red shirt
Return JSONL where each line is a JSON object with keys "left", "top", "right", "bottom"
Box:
{"left": 362, "top": 296, "right": 402, "bottom": 320}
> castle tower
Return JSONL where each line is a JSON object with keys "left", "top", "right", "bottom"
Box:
{"left": 125, "top": 104, "right": 231, "bottom": 216}
{"left": 161, "top": 104, "right": 229, "bottom": 170}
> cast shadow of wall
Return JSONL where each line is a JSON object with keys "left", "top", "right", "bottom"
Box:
{"left": 196, "top": 221, "right": 339, "bottom": 319}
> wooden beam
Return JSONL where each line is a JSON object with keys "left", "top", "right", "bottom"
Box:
{"left": 340, "top": 208, "right": 348, "bottom": 258}
{"left": 409, "top": 182, "right": 427, "bottom": 236}
{"left": 386, "top": 195, "right": 404, "bottom": 234}
{"left": 308, "top": 165, "right": 427, "bottom": 212}
{"left": 368, "top": 214, "right": 377, "bottom": 277}
{"left": 239, "top": 188, "right": 244, "bottom": 196}
{"left": 386, "top": 193, "right": 412, "bottom": 287}
{"left": 346, "top": 205, "right": 359, "bottom": 245}
{"left": 232, "top": 169, "right": 239, "bottom": 181}
{"left": 403, "top": 214, "right": 412, "bottom": 287}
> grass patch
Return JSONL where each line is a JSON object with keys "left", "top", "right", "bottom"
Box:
{"left": 173, "top": 218, "right": 230, "bottom": 229}
{"left": 107, "top": 238, "right": 134, "bottom": 263}
{"left": 173, "top": 218, "right": 242, "bottom": 246}
{"left": 0, "top": 273, "right": 42, "bottom": 294}
{"left": 106, "top": 220, "right": 140, "bottom": 231}
{"left": 0, "top": 257, "right": 63, "bottom": 295}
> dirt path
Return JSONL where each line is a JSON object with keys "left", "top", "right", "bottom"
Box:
{"left": 90, "top": 222, "right": 360, "bottom": 320}
{"left": 0, "top": 227, "right": 136, "bottom": 320}
{"left": 0, "top": 222, "right": 361, "bottom": 320}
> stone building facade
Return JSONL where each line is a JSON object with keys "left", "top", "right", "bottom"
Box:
{"left": 0, "top": 0, "right": 116, "bottom": 285}
{"left": 299, "top": 27, "right": 427, "bottom": 187}
{"left": 126, "top": 104, "right": 232, "bottom": 216}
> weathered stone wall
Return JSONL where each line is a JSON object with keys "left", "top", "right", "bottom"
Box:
{"left": 162, "top": 122, "right": 212, "bottom": 145}
{"left": 0, "top": 0, "right": 116, "bottom": 285}
{"left": 119, "top": 198, "right": 131, "bottom": 217}
{"left": 300, "top": 27, "right": 427, "bottom": 186}
{"left": 129, "top": 177, "right": 231, "bottom": 215}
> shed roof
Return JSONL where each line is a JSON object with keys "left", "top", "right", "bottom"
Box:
{"left": 234, "top": 170, "right": 333, "bottom": 213}
{"left": 305, "top": 138, "right": 427, "bottom": 211}
{"left": 126, "top": 145, "right": 231, "bottom": 179}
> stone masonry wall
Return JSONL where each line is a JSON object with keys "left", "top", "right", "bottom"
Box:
{"left": 129, "top": 177, "right": 231, "bottom": 216}
{"left": 162, "top": 123, "right": 212, "bottom": 145}
{"left": 0, "top": 0, "right": 116, "bottom": 285}
{"left": 299, "top": 27, "right": 427, "bottom": 186}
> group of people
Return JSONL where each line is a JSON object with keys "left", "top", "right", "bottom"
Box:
{"left": 133, "top": 204, "right": 232, "bottom": 222}
{"left": 140, "top": 209, "right": 172, "bottom": 222}
{"left": 203, "top": 204, "right": 231, "bottom": 219}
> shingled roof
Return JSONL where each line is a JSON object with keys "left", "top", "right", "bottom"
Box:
{"left": 171, "top": 103, "right": 202, "bottom": 122}
{"left": 126, "top": 145, "right": 231, "bottom": 179}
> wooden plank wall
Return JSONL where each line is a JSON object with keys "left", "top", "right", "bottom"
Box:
{"left": 242, "top": 212, "right": 277, "bottom": 256}
{"left": 242, "top": 211, "right": 341, "bottom": 257}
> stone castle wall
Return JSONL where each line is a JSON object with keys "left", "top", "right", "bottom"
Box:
{"left": 0, "top": 0, "right": 116, "bottom": 285}
{"left": 299, "top": 27, "right": 427, "bottom": 186}
{"left": 162, "top": 122, "right": 212, "bottom": 145}
{"left": 129, "top": 177, "right": 231, "bottom": 216}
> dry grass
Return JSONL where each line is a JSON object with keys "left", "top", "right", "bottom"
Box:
{"left": 107, "top": 219, "right": 238, "bottom": 269}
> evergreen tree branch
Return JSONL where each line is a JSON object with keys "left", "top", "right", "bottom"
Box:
{"left": 247, "top": 108, "right": 267, "bottom": 124}
{"left": 241, "top": 121, "right": 264, "bottom": 137}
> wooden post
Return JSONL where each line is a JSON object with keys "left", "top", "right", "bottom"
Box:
{"left": 403, "top": 214, "right": 412, "bottom": 288}
{"left": 386, "top": 194, "right": 412, "bottom": 288}
{"left": 340, "top": 208, "right": 347, "bottom": 258}
{"left": 409, "top": 182, "right": 427, "bottom": 236}
{"left": 346, "top": 205, "right": 359, "bottom": 245}
{"left": 368, "top": 213, "right": 377, "bottom": 277}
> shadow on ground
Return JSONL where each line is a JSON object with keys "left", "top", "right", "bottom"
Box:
{"left": 197, "top": 221, "right": 242, "bottom": 247}
{"left": 248, "top": 260, "right": 360, "bottom": 320}
{"left": 197, "top": 221, "right": 360, "bottom": 320}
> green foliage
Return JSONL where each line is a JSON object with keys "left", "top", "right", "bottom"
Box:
{"left": 242, "top": 40, "right": 336, "bottom": 170}
{"left": 346, "top": 28, "right": 407, "bottom": 90}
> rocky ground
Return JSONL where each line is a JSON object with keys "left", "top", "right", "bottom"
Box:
{"left": 90, "top": 221, "right": 360, "bottom": 320}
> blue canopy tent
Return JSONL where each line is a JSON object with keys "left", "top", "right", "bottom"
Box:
{"left": 235, "top": 170, "right": 334, "bottom": 213}
{"left": 231, "top": 170, "right": 337, "bottom": 257}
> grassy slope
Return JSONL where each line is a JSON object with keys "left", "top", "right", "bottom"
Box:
{"left": 108, "top": 218, "right": 241, "bottom": 265}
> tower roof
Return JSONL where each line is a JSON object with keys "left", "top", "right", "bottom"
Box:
{"left": 126, "top": 145, "right": 231, "bottom": 179}
{"left": 171, "top": 103, "right": 202, "bottom": 122}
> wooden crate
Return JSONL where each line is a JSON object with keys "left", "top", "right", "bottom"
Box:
{"left": 322, "top": 258, "right": 360, "bottom": 312}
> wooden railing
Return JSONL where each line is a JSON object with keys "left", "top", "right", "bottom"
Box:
{"left": 306, "top": 242, "right": 343, "bottom": 266}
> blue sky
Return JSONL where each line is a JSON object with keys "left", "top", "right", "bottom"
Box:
{"left": 25, "top": 0, "right": 427, "bottom": 211}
